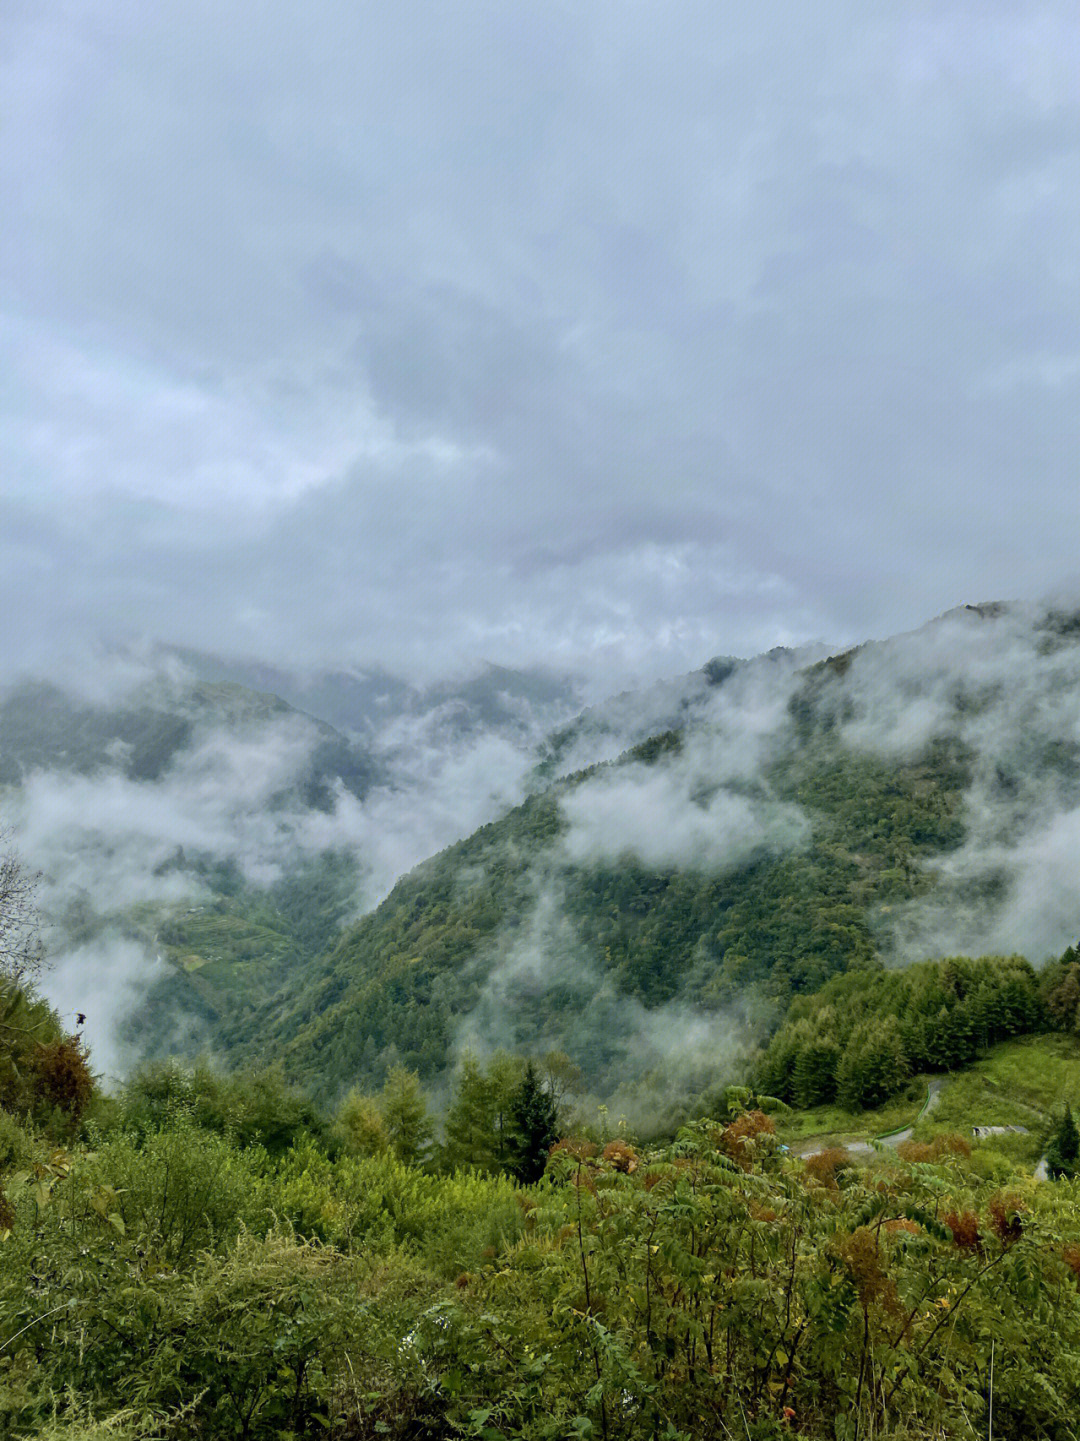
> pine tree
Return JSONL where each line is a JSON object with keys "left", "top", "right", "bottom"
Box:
{"left": 1045, "top": 1103, "right": 1080, "bottom": 1180}
{"left": 380, "top": 1066, "right": 432, "bottom": 1166}
{"left": 506, "top": 1062, "right": 560, "bottom": 1183}
{"left": 336, "top": 1088, "right": 389, "bottom": 1156}
{"left": 792, "top": 1036, "right": 840, "bottom": 1108}
{"left": 836, "top": 1018, "right": 908, "bottom": 1111}
{"left": 487, "top": 1051, "right": 526, "bottom": 1171}
{"left": 443, "top": 1052, "right": 498, "bottom": 1171}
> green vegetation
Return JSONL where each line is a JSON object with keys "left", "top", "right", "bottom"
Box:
{"left": 16, "top": 622, "right": 1080, "bottom": 1432}
{"left": 1047, "top": 1104, "right": 1080, "bottom": 1180}
{"left": 10, "top": 839, "right": 1080, "bottom": 1441}
{"left": 758, "top": 953, "right": 1044, "bottom": 1110}
{"left": 771, "top": 1081, "right": 932, "bottom": 1149}
{"left": 230, "top": 728, "right": 976, "bottom": 1101}
{"left": 10, "top": 1017, "right": 1080, "bottom": 1438}
{"left": 50, "top": 850, "right": 366, "bottom": 1064}
{"left": 927, "top": 1034, "right": 1080, "bottom": 1127}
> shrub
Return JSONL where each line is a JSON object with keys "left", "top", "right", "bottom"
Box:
{"left": 86, "top": 1122, "right": 267, "bottom": 1263}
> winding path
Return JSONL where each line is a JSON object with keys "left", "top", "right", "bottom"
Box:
{"left": 795, "top": 1078, "right": 1057, "bottom": 1178}
{"left": 796, "top": 1079, "right": 944, "bottom": 1161}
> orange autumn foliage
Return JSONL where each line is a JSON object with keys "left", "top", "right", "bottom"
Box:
{"left": 803, "top": 1147, "right": 851, "bottom": 1188}
{"left": 720, "top": 1109, "right": 776, "bottom": 1170}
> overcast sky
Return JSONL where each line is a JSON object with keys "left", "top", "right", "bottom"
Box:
{"left": 3, "top": 0, "right": 1078, "bottom": 687}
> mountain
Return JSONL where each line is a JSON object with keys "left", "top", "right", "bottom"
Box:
{"left": 0, "top": 672, "right": 391, "bottom": 1064}
{"left": 0, "top": 675, "right": 380, "bottom": 801}
{"left": 0, "top": 654, "right": 582, "bottom": 1074}
{"left": 159, "top": 647, "right": 582, "bottom": 742}
{"left": 11, "top": 601, "right": 1080, "bottom": 1099}
{"left": 221, "top": 601, "right": 1080, "bottom": 1102}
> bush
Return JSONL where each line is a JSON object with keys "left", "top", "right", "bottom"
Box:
{"left": 85, "top": 1121, "right": 268, "bottom": 1263}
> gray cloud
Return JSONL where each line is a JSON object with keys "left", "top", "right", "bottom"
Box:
{"left": 3, "top": 1, "right": 1079, "bottom": 687}
{"left": 561, "top": 767, "right": 808, "bottom": 874}
{"left": 558, "top": 655, "right": 812, "bottom": 869}
{"left": 454, "top": 875, "right": 757, "bottom": 1127}
{"left": 8, "top": 676, "right": 560, "bottom": 1067}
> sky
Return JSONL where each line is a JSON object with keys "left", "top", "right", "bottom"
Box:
{"left": 3, "top": 0, "right": 1079, "bottom": 689}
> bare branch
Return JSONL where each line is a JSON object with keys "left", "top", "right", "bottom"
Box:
{"left": 0, "top": 829, "right": 45, "bottom": 987}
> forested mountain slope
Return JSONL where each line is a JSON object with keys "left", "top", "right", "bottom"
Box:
{"left": 237, "top": 602, "right": 1080, "bottom": 1102}
{"left": 0, "top": 658, "right": 580, "bottom": 1073}
{"left": 246, "top": 727, "right": 969, "bottom": 1098}
{"left": 11, "top": 601, "right": 1080, "bottom": 1097}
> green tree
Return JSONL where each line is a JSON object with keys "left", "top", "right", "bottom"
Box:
{"left": 336, "top": 1087, "right": 389, "bottom": 1156}
{"left": 836, "top": 1017, "right": 909, "bottom": 1110}
{"left": 487, "top": 1051, "right": 527, "bottom": 1171}
{"left": 379, "top": 1066, "right": 432, "bottom": 1165}
{"left": 444, "top": 1052, "right": 498, "bottom": 1171}
{"left": 506, "top": 1062, "right": 560, "bottom": 1183}
{"left": 1047, "top": 1102, "right": 1080, "bottom": 1180}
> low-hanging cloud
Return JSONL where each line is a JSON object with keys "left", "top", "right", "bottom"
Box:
{"left": 45, "top": 935, "right": 167, "bottom": 1084}
{"left": 455, "top": 877, "right": 758, "bottom": 1120}
{"left": 7, "top": 672, "right": 567, "bottom": 1069}
{"left": 558, "top": 649, "right": 813, "bottom": 871}
{"left": 825, "top": 603, "right": 1080, "bottom": 964}
{"left": 561, "top": 766, "right": 808, "bottom": 873}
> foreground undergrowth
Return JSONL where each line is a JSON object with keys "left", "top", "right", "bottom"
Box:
{"left": 6, "top": 1102, "right": 1080, "bottom": 1440}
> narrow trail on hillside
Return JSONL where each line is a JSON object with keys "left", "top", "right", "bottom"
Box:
{"left": 795, "top": 1076, "right": 1059, "bottom": 1178}
{"left": 796, "top": 1079, "right": 942, "bottom": 1161}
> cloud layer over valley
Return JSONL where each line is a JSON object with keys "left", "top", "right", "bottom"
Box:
{"left": 3, "top": 663, "right": 575, "bottom": 1076}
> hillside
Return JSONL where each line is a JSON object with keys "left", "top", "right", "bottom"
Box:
{"left": 0, "top": 673, "right": 384, "bottom": 1063}
{"left": 228, "top": 601, "right": 1080, "bottom": 1102}
{"left": 161, "top": 646, "right": 581, "bottom": 742}
{"left": 0, "top": 658, "right": 580, "bottom": 1072}
{"left": 243, "top": 725, "right": 969, "bottom": 1099}
{"left": 10, "top": 600, "right": 1080, "bottom": 1097}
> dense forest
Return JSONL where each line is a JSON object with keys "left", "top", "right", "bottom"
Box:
{"left": 223, "top": 723, "right": 974, "bottom": 1101}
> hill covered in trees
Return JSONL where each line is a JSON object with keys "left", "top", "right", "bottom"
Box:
{"left": 225, "top": 602, "right": 1080, "bottom": 1104}
{"left": 9, "top": 600, "right": 1080, "bottom": 1112}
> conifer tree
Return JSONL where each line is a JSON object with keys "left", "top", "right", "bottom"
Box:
{"left": 443, "top": 1052, "right": 498, "bottom": 1171}
{"left": 380, "top": 1066, "right": 432, "bottom": 1166}
{"left": 487, "top": 1051, "right": 527, "bottom": 1170}
{"left": 1048, "top": 1102, "right": 1080, "bottom": 1180}
{"left": 336, "top": 1088, "right": 389, "bottom": 1156}
{"left": 1038, "top": 1100, "right": 1072, "bottom": 1181}
{"left": 792, "top": 1036, "right": 840, "bottom": 1108}
{"left": 506, "top": 1061, "right": 560, "bottom": 1183}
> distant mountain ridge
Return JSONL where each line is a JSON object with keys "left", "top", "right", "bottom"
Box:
{"left": 158, "top": 646, "right": 582, "bottom": 741}
{"left": 13, "top": 600, "right": 1080, "bottom": 1101}
{"left": 0, "top": 675, "right": 380, "bottom": 804}
{"left": 215, "top": 599, "right": 1080, "bottom": 1103}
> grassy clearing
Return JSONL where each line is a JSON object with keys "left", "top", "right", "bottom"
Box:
{"left": 779, "top": 1034, "right": 1080, "bottom": 1165}
{"left": 917, "top": 1034, "right": 1080, "bottom": 1133}
{"left": 908, "top": 1033, "right": 1080, "bottom": 1168}
{"left": 775, "top": 1080, "right": 931, "bottom": 1148}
